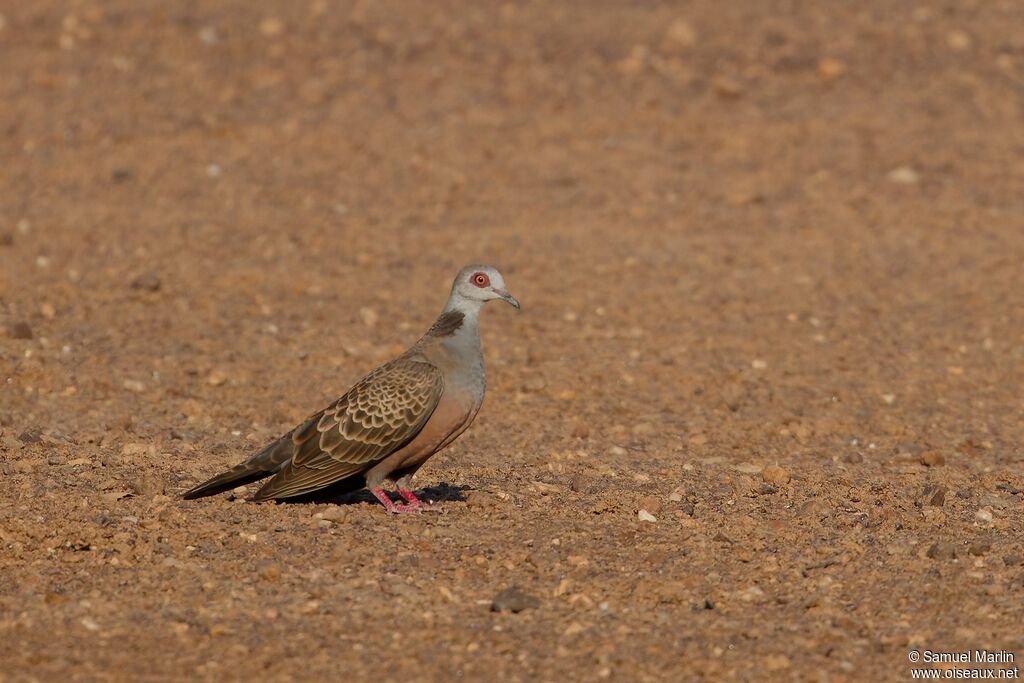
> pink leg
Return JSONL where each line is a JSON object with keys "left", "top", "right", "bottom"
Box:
{"left": 397, "top": 487, "right": 442, "bottom": 512}
{"left": 370, "top": 488, "right": 420, "bottom": 515}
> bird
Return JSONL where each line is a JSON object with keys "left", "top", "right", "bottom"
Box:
{"left": 182, "top": 264, "right": 520, "bottom": 513}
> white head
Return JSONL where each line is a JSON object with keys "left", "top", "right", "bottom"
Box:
{"left": 445, "top": 264, "right": 520, "bottom": 313}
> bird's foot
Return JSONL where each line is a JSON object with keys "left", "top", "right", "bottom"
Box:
{"left": 398, "top": 487, "right": 444, "bottom": 512}
{"left": 371, "top": 488, "right": 422, "bottom": 515}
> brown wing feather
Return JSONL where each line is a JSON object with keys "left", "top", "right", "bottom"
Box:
{"left": 251, "top": 356, "right": 443, "bottom": 500}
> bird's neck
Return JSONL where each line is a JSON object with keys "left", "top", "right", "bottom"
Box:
{"left": 428, "top": 297, "right": 482, "bottom": 350}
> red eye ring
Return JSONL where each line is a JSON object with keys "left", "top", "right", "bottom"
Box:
{"left": 472, "top": 273, "right": 490, "bottom": 287}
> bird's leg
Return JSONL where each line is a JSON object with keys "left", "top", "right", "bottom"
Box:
{"left": 370, "top": 488, "right": 420, "bottom": 515}
{"left": 395, "top": 475, "right": 443, "bottom": 512}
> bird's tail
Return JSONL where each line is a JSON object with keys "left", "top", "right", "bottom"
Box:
{"left": 182, "top": 434, "right": 295, "bottom": 500}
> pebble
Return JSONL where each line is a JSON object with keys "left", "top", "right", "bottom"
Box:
{"left": 638, "top": 496, "right": 662, "bottom": 516}
{"left": 122, "top": 379, "right": 145, "bottom": 393}
{"left": 207, "top": 369, "right": 228, "bottom": 386}
{"left": 762, "top": 465, "right": 791, "bottom": 486}
{"left": 259, "top": 17, "right": 285, "bottom": 37}
{"left": 816, "top": 58, "right": 845, "bottom": 81}
{"left": 10, "top": 321, "right": 33, "bottom": 340}
{"left": 663, "top": 19, "right": 696, "bottom": 48}
{"left": 668, "top": 489, "right": 683, "bottom": 502}
{"left": 637, "top": 509, "right": 657, "bottom": 523}
{"left": 975, "top": 508, "right": 993, "bottom": 525}
{"left": 608, "top": 446, "right": 626, "bottom": 457}
{"left": 319, "top": 506, "right": 350, "bottom": 523}
{"left": 359, "top": 307, "right": 378, "bottom": 328}
{"left": 490, "top": 586, "right": 540, "bottom": 613}
{"left": 947, "top": 30, "right": 971, "bottom": 51}
{"left": 130, "top": 272, "right": 161, "bottom": 292}
{"left": 916, "top": 484, "right": 946, "bottom": 508}
{"left": 927, "top": 542, "right": 957, "bottom": 560}
{"left": 920, "top": 451, "right": 945, "bottom": 467}
{"left": 968, "top": 541, "right": 991, "bottom": 557}
{"left": 887, "top": 166, "right": 920, "bottom": 184}
{"left": 571, "top": 423, "right": 590, "bottom": 439}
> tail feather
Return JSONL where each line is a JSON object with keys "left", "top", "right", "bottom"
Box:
{"left": 182, "top": 435, "right": 295, "bottom": 500}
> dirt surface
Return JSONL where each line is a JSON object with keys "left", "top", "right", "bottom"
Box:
{"left": 2, "top": 1, "right": 1024, "bottom": 681}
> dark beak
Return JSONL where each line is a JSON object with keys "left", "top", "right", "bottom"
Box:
{"left": 495, "top": 289, "right": 521, "bottom": 310}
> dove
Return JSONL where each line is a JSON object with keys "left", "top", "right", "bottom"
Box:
{"left": 182, "top": 265, "right": 519, "bottom": 513}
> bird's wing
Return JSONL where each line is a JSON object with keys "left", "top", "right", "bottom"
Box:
{"left": 251, "top": 355, "right": 444, "bottom": 500}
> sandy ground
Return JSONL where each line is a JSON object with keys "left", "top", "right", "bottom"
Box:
{"left": 2, "top": 1, "right": 1024, "bottom": 681}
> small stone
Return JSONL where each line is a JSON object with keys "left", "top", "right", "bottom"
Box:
{"left": 259, "top": 17, "right": 285, "bottom": 37}
{"left": 712, "top": 77, "right": 742, "bottom": 98}
{"left": 887, "top": 166, "right": 920, "bottom": 184}
{"left": 13, "top": 460, "right": 35, "bottom": 474}
{"left": 762, "top": 465, "right": 791, "bottom": 486}
{"left": 663, "top": 19, "right": 696, "bottom": 48}
{"left": 637, "top": 509, "right": 657, "bottom": 523}
{"left": 800, "top": 499, "right": 831, "bottom": 517}
{"left": 491, "top": 586, "right": 540, "bottom": 613}
{"left": 759, "top": 482, "right": 778, "bottom": 495}
{"left": 975, "top": 508, "right": 994, "bottom": 525}
{"left": 1003, "top": 554, "right": 1022, "bottom": 567}
{"left": 198, "top": 26, "right": 219, "bottom": 44}
{"left": 926, "top": 542, "right": 957, "bottom": 561}
{"left": 523, "top": 377, "right": 546, "bottom": 392}
{"left": 668, "top": 490, "right": 683, "bottom": 502}
{"left": 466, "top": 491, "right": 499, "bottom": 509}
{"left": 122, "top": 379, "right": 146, "bottom": 393}
{"left": 10, "top": 321, "right": 32, "bottom": 339}
{"left": 562, "top": 622, "right": 585, "bottom": 637}
{"left": 359, "top": 307, "right": 378, "bottom": 328}
{"left": 608, "top": 445, "right": 627, "bottom": 456}
{"left": 764, "top": 655, "right": 791, "bottom": 672}
{"left": 920, "top": 451, "right": 944, "bottom": 467}
{"left": 947, "top": 30, "right": 971, "bottom": 51}
{"left": 638, "top": 496, "right": 662, "bottom": 516}
{"left": 968, "top": 541, "right": 991, "bottom": 557}
{"left": 207, "top": 369, "right": 228, "bottom": 386}
{"left": 259, "top": 563, "right": 281, "bottom": 580}
{"left": 130, "top": 272, "right": 161, "bottom": 292}
{"left": 750, "top": 359, "right": 767, "bottom": 370}
{"left": 880, "top": 393, "right": 896, "bottom": 405}
{"left": 816, "top": 58, "right": 845, "bottom": 80}
{"left": 320, "top": 506, "right": 350, "bottom": 523}
{"left": 80, "top": 617, "right": 101, "bottom": 632}
{"left": 571, "top": 423, "right": 590, "bottom": 439}
{"left": 916, "top": 484, "right": 946, "bottom": 508}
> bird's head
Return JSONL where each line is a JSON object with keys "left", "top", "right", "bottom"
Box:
{"left": 449, "top": 265, "right": 520, "bottom": 311}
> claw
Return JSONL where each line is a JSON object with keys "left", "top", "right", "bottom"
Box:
{"left": 371, "top": 487, "right": 422, "bottom": 514}
{"left": 398, "top": 487, "right": 443, "bottom": 512}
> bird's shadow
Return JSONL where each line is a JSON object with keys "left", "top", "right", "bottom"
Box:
{"left": 277, "top": 481, "right": 471, "bottom": 507}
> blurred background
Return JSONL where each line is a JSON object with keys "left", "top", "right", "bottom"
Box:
{"left": 1, "top": 1, "right": 1023, "bottom": 681}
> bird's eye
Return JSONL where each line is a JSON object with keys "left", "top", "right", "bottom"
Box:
{"left": 472, "top": 273, "right": 490, "bottom": 287}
